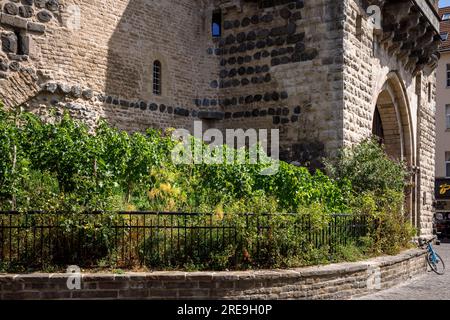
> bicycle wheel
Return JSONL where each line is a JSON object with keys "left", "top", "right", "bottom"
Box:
{"left": 427, "top": 252, "right": 445, "bottom": 275}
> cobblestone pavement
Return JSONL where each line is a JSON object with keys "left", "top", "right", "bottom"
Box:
{"left": 358, "top": 243, "right": 450, "bottom": 300}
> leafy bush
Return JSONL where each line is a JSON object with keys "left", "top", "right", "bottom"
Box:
{"left": 0, "top": 107, "right": 416, "bottom": 270}
{"left": 325, "top": 138, "right": 415, "bottom": 255}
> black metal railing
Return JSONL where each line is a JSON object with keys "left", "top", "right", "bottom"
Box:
{"left": 0, "top": 211, "right": 369, "bottom": 271}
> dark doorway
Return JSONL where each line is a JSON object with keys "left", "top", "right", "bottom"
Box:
{"left": 372, "top": 106, "right": 384, "bottom": 144}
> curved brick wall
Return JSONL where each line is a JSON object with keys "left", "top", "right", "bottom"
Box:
{"left": 0, "top": 249, "right": 426, "bottom": 300}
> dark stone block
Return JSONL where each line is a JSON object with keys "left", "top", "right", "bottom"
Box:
{"left": 296, "top": 0, "right": 305, "bottom": 9}
{"left": 272, "top": 92, "right": 280, "bottom": 101}
{"left": 261, "top": 14, "right": 273, "bottom": 23}
{"left": 261, "top": 50, "right": 270, "bottom": 58}
{"left": 245, "top": 95, "right": 254, "bottom": 104}
{"left": 291, "top": 115, "right": 299, "bottom": 122}
{"left": 4, "top": 3, "right": 19, "bottom": 16}
{"left": 167, "top": 106, "right": 173, "bottom": 114}
{"left": 271, "top": 58, "right": 280, "bottom": 66}
{"left": 287, "top": 32, "right": 305, "bottom": 44}
{"left": 264, "top": 93, "right": 272, "bottom": 102}
{"left": 244, "top": 55, "right": 251, "bottom": 63}
{"left": 244, "top": 111, "right": 252, "bottom": 117}
{"left": 257, "top": 29, "right": 270, "bottom": 38}
{"left": 238, "top": 43, "right": 246, "bottom": 53}
{"left": 280, "top": 8, "right": 292, "bottom": 19}
{"left": 237, "top": 32, "right": 246, "bottom": 43}
{"left": 251, "top": 77, "right": 259, "bottom": 84}
{"left": 251, "top": 15, "right": 259, "bottom": 24}
{"left": 46, "top": 0, "right": 59, "bottom": 12}
{"left": 247, "top": 31, "right": 256, "bottom": 41}
{"left": 247, "top": 42, "right": 255, "bottom": 51}
{"left": 1, "top": 33, "right": 17, "bottom": 53}
{"left": 287, "top": 23, "right": 297, "bottom": 35}
{"left": 202, "top": 99, "right": 210, "bottom": 107}
{"left": 268, "top": 108, "right": 275, "bottom": 115}
{"left": 242, "top": 17, "right": 251, "bottom": 27}
{"left": 280, "top": 91, "right": 289, "bottom": 100}
{"left": 19, "top": 6, "right": 34, "bottom": 18}
{"left": 241, "top": 78, "right": 250, "bottom": 86}
{"left": 37, "top": 10, "right": 52, "bottom": 23}
{"left": 219, "top": 70, "right": 228, "bottom": 78}
{"left": 271, "top": 49, "right": 279, "bottom": 57}
{"left": 232, "top": 79, "right": 240, "bottom": 87}
{"left": 252, "top": 109, "right": 259, "bottom": 117}
{"left": 270, "top": 26, "right": 287, "bottom": 37}
{"left": 226, "top": 34, "right": 235, "bottom": 45}
{"left": 233, "top": 112, "right": 244, "bottom": 118}
{"left": 228, "top": 57, "right": 236, "bottom": 65}
{"left": 229, "top": 68, "right": 237, "bottom": 77}
{"left": 225, "top": 112, "right": 232, "bottom": 119}
{"left": 140, "top": 101, "right": 148, "bottom": 110}
{"left": 237, "top": 56, "right": 244, "bottom": 64}
{"left": 254, "top": 94, "right": 262, "bottom": 102}
{"left": 159, "top": 104, "right": 166, "bottom": 112}
{"left": 273, "top": 116, "right": 281, "bottom": 125}
{"left": 224, "top": 21, "right": 233, "bottom": 30}
{"left": 238, "top": 67, "right": 246, "bottom": 76}
{"left": 233, "top": 20, "right": 241, "bottom": 28}
{"left": 281, "top": 118, "right": 290, "bottom": 124}
{"left": 254, "top": 52, "right": 262, "bottom": 60}
{"left": 194, "top": 99, "right": 202, "bottom": 107}
{"left": 275, "top": 37, "right": 285, "bottom": 46}
{"left": 294, "top": 106, "right": 301, "bottom": 114}
{"left": 256, "top": 40, "right": 266, "bottom": 49}
{"left": 282, "top": 108, "right": 290, "bottom": 116}
{"left": 246, "top": 66, "right": 255, "bottom": 75}
{"left": 260, "top": 110, "right": 267, "bottom": 117}
{"left": 280, "top": 56, "right": 291, "bottom": 64}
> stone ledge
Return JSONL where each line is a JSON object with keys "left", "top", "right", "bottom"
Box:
{"left": 0, "top": 249, "right": 427, "bottom": 300}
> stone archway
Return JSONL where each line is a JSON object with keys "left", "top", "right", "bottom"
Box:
{"left": 372, "top": 72, "right": 416, "bottom": 224}
{"left": 372, "top": 72, "right": 414, "bottom": 165}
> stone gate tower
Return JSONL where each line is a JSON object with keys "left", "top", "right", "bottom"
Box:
{"left": 0, "top": 0, "right": 440, "bottom": 235}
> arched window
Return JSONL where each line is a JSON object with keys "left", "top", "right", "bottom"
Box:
{"left": 153, "top": 60, "right": 162, "bottom": 95}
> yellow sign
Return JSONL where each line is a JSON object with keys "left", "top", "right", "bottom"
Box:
{"left": 441, "top": 184, "right": 450, "bottom": 195}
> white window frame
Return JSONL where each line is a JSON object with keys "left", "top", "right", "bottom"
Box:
{"left": 443, "top": 13, "right": 450, "bottom": 21}
{"left": 441, "top": 32, "right": 449, "bottom": 41}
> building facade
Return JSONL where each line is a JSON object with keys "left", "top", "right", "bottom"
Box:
{"left": 435, "top": 5, "right": 450, "bottom": 237}
{"left": 0, "top": 0, "right": 440, "bottom": 235}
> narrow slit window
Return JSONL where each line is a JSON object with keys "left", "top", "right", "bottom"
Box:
{"left": 212, "top": 10, "right": 222, "bottom": 38}
{"left": 153, "top": 60, "right": 161, "bottom": 95}
{"left": 14, "top": 30, "right": 25, "bottom": 56}
{"left": 446, "top": 152, "right": 450, "bottom": 178}
{"left": 446, "top": 105, "right": 450, "bottom": 130}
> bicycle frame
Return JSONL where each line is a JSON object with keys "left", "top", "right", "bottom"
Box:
{"left": 428, "top": 243, "right": 440, "bottom": 264}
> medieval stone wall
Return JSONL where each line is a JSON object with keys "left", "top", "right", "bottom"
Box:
{"left": 0, "top": 0, "right": 221, "bottom": 131}
{"left": 214, "top": 0, "right": 344, "bottom": 166}
{"left": 342, "top": 0, "right": 437, "bottom": 234}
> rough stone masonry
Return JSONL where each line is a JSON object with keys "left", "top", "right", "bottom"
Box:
{"left": 0, "top": 0, "right": 441, "bottom": 236}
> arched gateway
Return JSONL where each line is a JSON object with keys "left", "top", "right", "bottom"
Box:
{"left": 372, "top": 72, "right": 417, "bottom": 226}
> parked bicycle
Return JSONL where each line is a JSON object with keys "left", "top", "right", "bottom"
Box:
{"left": 419, "top": 237, "right": 445, "bottom": 275}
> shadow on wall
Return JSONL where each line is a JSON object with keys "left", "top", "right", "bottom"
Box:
{"left": 103, "top": 0, "right": 217, "bottom": 132}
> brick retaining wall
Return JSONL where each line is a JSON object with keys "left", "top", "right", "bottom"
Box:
{"left": 0, "top": 249, "right": 426, "bottom": 300}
